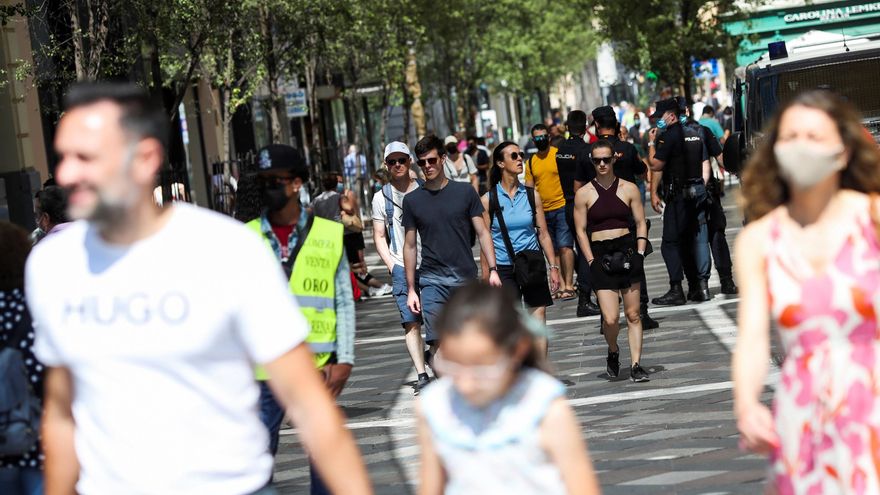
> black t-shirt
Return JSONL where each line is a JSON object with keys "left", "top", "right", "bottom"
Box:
{"left": 595, "top": 134, "right": 646, "bottom": 184}
{"left": 682, "top": 124, "right": 708, "bottom": 179}
{"left": 698, "top": 124, "right": 722, "bottom": 158}
{"left": 402, "top": 181, "right": 483, "bottom": 285}
{"left": 654, "top": 123, "right": 690, "bottom": 181}
{"left": 555, "top": 135, "right": 591, "bottom": 199}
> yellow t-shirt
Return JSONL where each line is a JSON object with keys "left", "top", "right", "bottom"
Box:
{"left": 524, "top": 146, "right": 566, "bottom": 211}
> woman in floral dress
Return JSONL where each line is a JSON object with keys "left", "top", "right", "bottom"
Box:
{"left": 734, "top": 90, "right": 880, "bottom": 494}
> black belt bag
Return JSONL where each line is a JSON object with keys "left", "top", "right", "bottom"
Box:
{"left": 601, "top": 249, "right": 633, "bottom": 275}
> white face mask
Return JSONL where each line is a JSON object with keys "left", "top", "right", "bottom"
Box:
{"left": 774, "top": 142, "right": 845, "bottom": 190}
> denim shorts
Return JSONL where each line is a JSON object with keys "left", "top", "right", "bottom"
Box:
{"left": 544, "top": 207, "right": 574, "bottom": 249}
{"left": 392, "top": 265, "right": 422, "bottom": 326}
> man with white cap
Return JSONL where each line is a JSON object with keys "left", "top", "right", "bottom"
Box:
{"left": 371, "top": 142, "right": 431, "bottom": 391}
{"left": 442, "top": 135, "right": 479, "bottom": 192}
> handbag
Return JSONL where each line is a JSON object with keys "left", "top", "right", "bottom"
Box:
{"left": 490, "top": 185, "right": 547, "bottom": 288}
{"left": 600, "top": 249, "right": 633, "bottom": 275}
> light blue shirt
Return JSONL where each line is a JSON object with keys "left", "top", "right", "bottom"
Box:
{"left": 257, "top": 209, "right": 355, "bottom": 365}
{"left": 490, "top": 183, "right": 540, "bottom": 266}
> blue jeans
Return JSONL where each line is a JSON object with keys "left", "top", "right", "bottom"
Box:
{"left": 0, "top": 466, "right": 43, "bottom": 495}
{"left": 391, "top": 265, "right": 421, "bottom": 326}
{"left": 258, "top": 381, "right": 285, "bottom": 457}
{"left": 544, "top": 207, "right": 574, "bottom": 250}
{"left": 420, "top": 283, "right": 454, "bottom": 345}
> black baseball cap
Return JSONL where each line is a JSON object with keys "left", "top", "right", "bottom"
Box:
{"left": 650, "top": 98, "right": 679, "bottom": 119}
{"left": 591, "top": 105, "right": 616, "bottom": 122}
{"left": 257, "top": 144, "right": 305, "bottom": 172}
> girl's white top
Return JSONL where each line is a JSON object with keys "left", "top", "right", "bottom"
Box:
{"left": 419, "top": 368, "right": 567, "bottom": 494}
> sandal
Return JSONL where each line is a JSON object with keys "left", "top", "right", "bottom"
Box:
{"left": 558, "top": 289, "right": 577, "bottom": 300}
{"left": 551, "top": 290, "right": 563, "bottom": 300}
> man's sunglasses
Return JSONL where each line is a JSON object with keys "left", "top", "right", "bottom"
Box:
{"left": 257, "top": 176, "right": 295, "bottom": 186}
{"left": 591, "top": 156, "right": 614, "bottom": 165}
{"left": 416, "top": 157, "right": 441, "bottom": 166}
{"left": 385, "top": 157, "right": 409, "bottom": 166}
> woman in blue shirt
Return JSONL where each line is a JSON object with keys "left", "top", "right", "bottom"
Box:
{"left": 481, "top": 141, "right": 560, "bottom": 329}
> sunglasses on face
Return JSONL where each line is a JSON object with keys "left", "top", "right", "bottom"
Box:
{"left": 385, "top": 157, "right": 409, "bottom": 166}
{"left": 257, "top": 176, "right": 294, "bottom": 186}
{"left": 507, "top": 152, "right": 524, "bottom": 160}
{"left": 416, "top": 156, "right": 441, "bottom": 166}
{"left": 591, "top": 156, "right": 613, "bottom": 165}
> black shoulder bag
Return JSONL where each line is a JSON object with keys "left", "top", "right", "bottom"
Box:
{"left": 490, "top": 186, "right": 548, "bottom": 289}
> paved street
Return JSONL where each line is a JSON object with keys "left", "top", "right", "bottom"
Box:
{"left": 273, "top": 184, "right": 777, "bottom": 494}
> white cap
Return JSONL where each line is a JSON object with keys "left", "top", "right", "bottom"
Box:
{"left": 444, "top": 135, "right": 458, "bottom": 146}
{"left": 383, "top": 141, "right": 411, "bottom": 160}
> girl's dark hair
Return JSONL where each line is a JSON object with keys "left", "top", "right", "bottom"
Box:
{"left": 740, "top": 90, "right": 880, "bottom": 220}
{"left": 490, "top": 141, "right": 518, "bottom": 187}
{"left": 435, "top": 281, "right": 548, "bottom": 371}
{"left": 0, "top": 221, "right": 31, "bottom": 291}
{"left": 322, "top": 172, "right": 340, "bottom": 191}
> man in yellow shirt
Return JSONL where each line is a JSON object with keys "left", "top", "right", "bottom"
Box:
{"left": 525, "top": 123, "right": 576, "bottom": 299}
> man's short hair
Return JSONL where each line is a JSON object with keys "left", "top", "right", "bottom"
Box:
{"left": 702, "top": 105, "right": 715, "bottom": 116}
{"left": 322, "top": 172, "right": 340, "bottom": 191}
{"left": 566, "top": 110, "right": 587, "bottom": 135}
{"left": 64, "top": 82, "right": 169, "bottom": 155}
{"left": 476, "top": 136, "right": 486, "bottom": 145}
{"left": 35, "top": 186, "right": 69, "bottom": 225}
{"left": 593, "top": 112, "right": 618, "bottom": 132}
{"left": 414, "top": 135, "right": 445, "bottom": 158}
{"left": 530, "top": 123, "right": 548, "bottom": 136}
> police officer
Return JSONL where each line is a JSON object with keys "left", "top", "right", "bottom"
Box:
{"left": 647, "top": 98, "right": 712, "bottom": 305}
{"left": 677, "top": 99, "right": 738, "bottom": 295}
{"left": 556, "top": 110, "right": 601, "bottom": 317}
{"left": 576, "top": 106, "right": 659, "bottom": 329}
{"left": 247, "top": 144, "right": 356, "bottom": 493}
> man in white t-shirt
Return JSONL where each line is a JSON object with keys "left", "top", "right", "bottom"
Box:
{"left": 26, "top": 82, "right": 372, "bottom": 495}
{"left": 371, "top": 142, "right": 431, "bottom": 392}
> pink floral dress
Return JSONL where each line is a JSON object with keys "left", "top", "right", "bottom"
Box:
{"left": 766, "top": 208, "right": 880, "bottom": 494}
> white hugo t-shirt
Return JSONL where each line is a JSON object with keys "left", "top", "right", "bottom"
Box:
{"left": 26, "top": 204, "right": 308, "bottom": 495}
{"left": 371, "top": 181, "right": 421, "bottom": 267}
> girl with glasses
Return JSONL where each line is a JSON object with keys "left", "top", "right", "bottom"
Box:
{"left": 417, "top": 282, "right": 599, "bottom": 495}
{"left": 573, "top": 139, "right": 650, "bottom": 382}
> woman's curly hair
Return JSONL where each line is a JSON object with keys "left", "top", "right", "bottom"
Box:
{"left": 740, "top": 90, "right": 880, "bottom": 220}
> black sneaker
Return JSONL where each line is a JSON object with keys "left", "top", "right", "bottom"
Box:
{"left": 641, "top": 312, "right": 659, "bottom": 330}
{"left": 630, "top": 363, "right": 650, "bottom": 382}
{"left": 577, "top": 290, "right": 601, "bottom": 317}
{"left": 606, "top": 349, "right": 620, "bottom": 378}
{"left": 720, "top": 278, "right": 738, "bottom": 295}
{"left": 424, "top": 350, "right": 435, "bottom": 375}
{"left": 416, "top": 373, "right": 432, "bottom": 391}
{"left": 652, "top": 284, "right": 687, "bottom": 306}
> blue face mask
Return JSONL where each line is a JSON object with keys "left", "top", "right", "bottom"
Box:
{"left": 679, "top": 115, "right": 688, "bottom": 125}
{"left": 373, "top": 183, "right": 382, "bottom": 192}
{"left": 336, "top": 183, "right": 344, "bottom": 193}
{"left": 656, "top": 119, "right": 668, "bottom": 130}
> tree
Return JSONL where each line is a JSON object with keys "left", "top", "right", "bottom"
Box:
{"left": 589, "top": 0, "right": 745, "bottom": 106}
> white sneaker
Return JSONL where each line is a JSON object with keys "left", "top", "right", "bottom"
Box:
{"left": 380, "top": 283, "right": 393, "bottom": 295}
{"left": 368, "top": 286, "right": 382, "bottom": 297}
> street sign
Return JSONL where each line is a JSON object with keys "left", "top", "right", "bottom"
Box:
{"left": 285, "top": 90, "right": 308, "bottom": 118}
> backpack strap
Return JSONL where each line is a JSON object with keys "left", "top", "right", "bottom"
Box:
{"left": 382, "top": 183, "right": 397, "bottom": 252}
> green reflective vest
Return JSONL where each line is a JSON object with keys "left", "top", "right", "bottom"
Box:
{"left": 246, "top": 215, "right": 344, "bottom": 375}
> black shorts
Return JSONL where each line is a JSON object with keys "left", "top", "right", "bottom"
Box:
{"left": 589, "top": 233, "right": 644, "bottom": 291}
{"left": 343, "top": 232, "right": 365, "bottom": 263}
{"left": 497, "top": 265, "right": 553, "bottom": 309}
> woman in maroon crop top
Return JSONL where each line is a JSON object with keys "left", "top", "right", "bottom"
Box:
{"left": 573, "top": 139, "right": 650, "bottom": 383}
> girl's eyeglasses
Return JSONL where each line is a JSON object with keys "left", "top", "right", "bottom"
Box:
{"left": 431, "top": 352, "right": 512, "bottom": 381}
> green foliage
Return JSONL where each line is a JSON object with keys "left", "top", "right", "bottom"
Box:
{"left": 589, "top": 0, "right": 746, "bottom": 98}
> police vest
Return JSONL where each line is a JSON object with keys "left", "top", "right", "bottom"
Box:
{"left": 246, "top": 215, "right": 344, "bottom": 374}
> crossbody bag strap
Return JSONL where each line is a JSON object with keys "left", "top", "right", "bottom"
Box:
{"left": 286, "top": 213, "right": 315, "bottom": 273}
{"left": 525, "top": 186, "right": 538, "bottom": 230}
{"left": 491, "top": 187, "right": 517, "bottom": 263}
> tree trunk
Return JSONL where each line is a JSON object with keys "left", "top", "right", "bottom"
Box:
{"left": 405, "top": 44, "right": 426, "bottom": 139}
{"left": 379, "top": 86, "right": 390, "bottom": 146}
{"left": 304, "top": 53, "right": 323, "bottom": 174}
{"left": 401, "top": 78, "right": 411, "bottom": 145}
{"left": 68, "top": 1, "right": 86, "bottom": 80}
{"left": 260, "top": 5, "right": 284, "bottom": 144}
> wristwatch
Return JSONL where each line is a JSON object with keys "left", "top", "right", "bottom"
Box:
{"left": 549, "top": 264, "right": 560, "bottom": 270}
{"left": 648, "top": 141, "right": 655, "bottom": 147}
{"left": 488, "top": 266, "right": 498, "bottom": 272}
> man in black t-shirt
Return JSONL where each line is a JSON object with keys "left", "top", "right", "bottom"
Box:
{"left": 579, "top": 106, "right": 658, "bottom": 329}
{"left": 647, "top": 98, "right": 712, "bottom": 305}
{"left": 403, "top": 135, "right": 502, "bottom": 355}
{"left": 555, "top": 110, "right": 601, "bottom": 317}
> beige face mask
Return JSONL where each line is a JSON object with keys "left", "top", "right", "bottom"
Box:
{"left": 774, "top": 142, "right": 845, "bottom": 189}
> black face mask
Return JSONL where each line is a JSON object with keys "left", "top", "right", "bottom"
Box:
{"left": 467, "top": 144, "right": 477, "bottom": 153}
{"left": 533, "top": 135, "right": 550, "bottom": 151}
{"left": 445, "top": 144, "right": 459, "bottom": 155}
{"left": 261, "top": 183, "right": 290, "bottom": 212}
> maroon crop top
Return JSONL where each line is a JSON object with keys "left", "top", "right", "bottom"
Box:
{"left": 587, "top": 178, "right": 631, "bottom": 233}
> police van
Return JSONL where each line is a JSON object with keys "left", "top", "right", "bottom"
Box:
{"left": 724, "top": 31, "right": 880, "bottom": 173}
